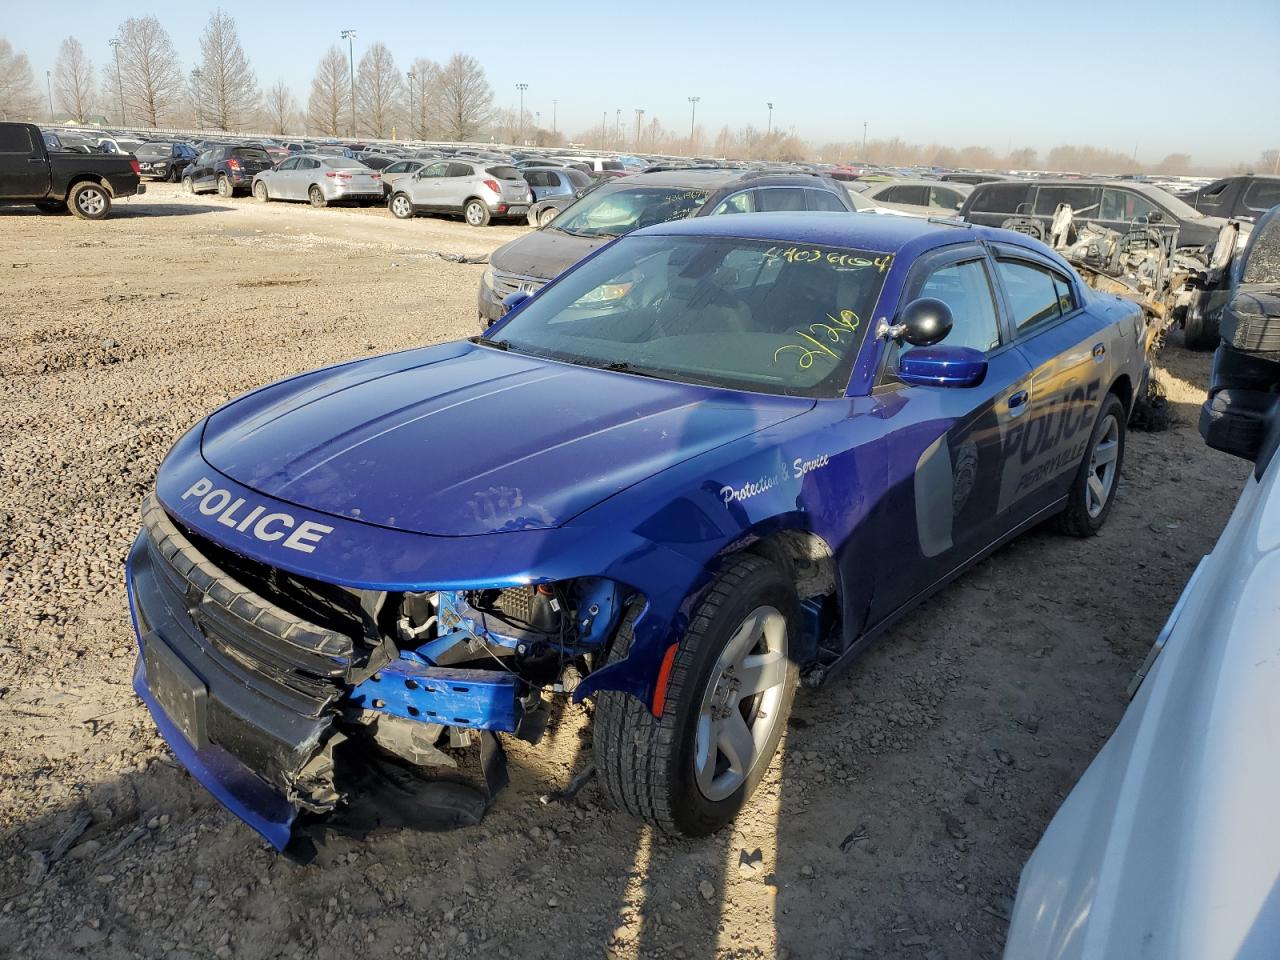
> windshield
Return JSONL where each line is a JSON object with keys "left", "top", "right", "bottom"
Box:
{"left": 323, "top": 157, "right": 366, "bottom": 169}
{"left": 1137, "top": 185, "right": 1202, "bottom": 220}
{"left": 490, "top": 235, "right": 891, "bottom": 397}
{"left": 550, "top": 186, "right": 709, "bottom": 239}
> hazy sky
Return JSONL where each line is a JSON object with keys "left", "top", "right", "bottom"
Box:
{"left": 10, "top": 0, "right": 1280, "bottom": 166}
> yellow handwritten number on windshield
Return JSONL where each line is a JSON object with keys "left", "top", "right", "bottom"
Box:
{"left": 773, "top": 310, "right": 862, "bottom": 370}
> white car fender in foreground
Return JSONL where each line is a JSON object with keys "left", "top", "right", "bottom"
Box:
{"left": 1004, "top": 453, "right": 1280, "bottom": 959}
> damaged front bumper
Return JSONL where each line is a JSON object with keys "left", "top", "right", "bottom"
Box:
{"left": 126, "top": 499, "right": 524, "bottom": 852}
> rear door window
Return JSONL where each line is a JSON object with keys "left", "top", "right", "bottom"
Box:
{"left": 447, "top": 162, "right": 475, "bottom": 177}
{"left": 756, "top": 187, "right": 806, "bottom": 211}
{"left": 0, "top": 126, "right": 34, "bottom": 153}
{"left": 883, "top": 185, "right": 929, "bottom": 205}
{"left": 1100, "top": 189, "right": 1159, "bottom": 222}
{"left": 1033, "top": 186, "right": 1100, "bottom": 217}
{"left": 996, "top": 259, "right": 1065, "bottom": 333}
{"left": 1243, "top": 179, "right": 1280, "bottom": 213}
{"left": 806, "top": 189, "right": 848, "bottom": 212}
{"left": 969, "top": 183, "right": 1031, "bottom": 214}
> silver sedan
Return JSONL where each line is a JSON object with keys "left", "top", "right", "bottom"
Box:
{"left": 252, "top": 156, "right": 383, "bottom": 207}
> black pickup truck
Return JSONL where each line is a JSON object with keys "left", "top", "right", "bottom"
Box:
{"left": 0, "top": 121, "right": 144, "bottom": 220}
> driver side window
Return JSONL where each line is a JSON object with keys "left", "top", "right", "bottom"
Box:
{"left": 916, "top": 259, "right": 1002, "bottom": 352}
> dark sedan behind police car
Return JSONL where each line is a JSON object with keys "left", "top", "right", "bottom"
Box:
{"left": 127, "top": 213, "right": 1145, "bottom": 853}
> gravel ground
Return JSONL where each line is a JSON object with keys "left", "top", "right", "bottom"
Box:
{"left": 0, "top": 184, "right": 1252, "bottom": 960}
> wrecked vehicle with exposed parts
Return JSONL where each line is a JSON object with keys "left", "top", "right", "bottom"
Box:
{"left": 128, "top": 213, "right": 1144, "bottom": 855}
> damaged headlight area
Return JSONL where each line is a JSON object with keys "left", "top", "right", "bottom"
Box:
{"left": 127, "top": 494, "right": 632, "bottom": 858}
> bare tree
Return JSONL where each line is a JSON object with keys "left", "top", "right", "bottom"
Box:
{"left": 192, "top": 10, "right": 258, "bottom": 131}
{"left": 435, "top": 53, "right": 492, "bottom": 141}
{"left": 107, "top": 17, "right": 183, "bottom": 127}
{"left": 263, "top": 80, "right": 297, "bottom": 136}
{"left": 53, "top": 37, "right": 95, "bottom": 122}
{"left": 0, "top": 38, "right": 39, "bottom": 120}
{"left": 307, "top": 46, "right": 350, "bottom": 137}
{"left": 355, "top": 42, "right": 401, "bottom": 138}
{"left": 405, "top": 57, "right": 439, "bottom": 140}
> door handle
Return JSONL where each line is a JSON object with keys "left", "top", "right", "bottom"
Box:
{"left": 1009, "top": 390, "right": 1029, "bottom": 409}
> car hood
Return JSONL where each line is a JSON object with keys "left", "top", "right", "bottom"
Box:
{"left": 490, "top": 228, "right": 610, "bottom": 281}
{"left": 200, "top": 342, "right": 812, "bottom": 537}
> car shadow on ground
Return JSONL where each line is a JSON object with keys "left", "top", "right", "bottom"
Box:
{"left": 0, "top": 202, "right": 234, "bottom": 220}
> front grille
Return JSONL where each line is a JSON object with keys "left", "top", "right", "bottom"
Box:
{"left": 491, "top": 269, "right": 545, "bottom": 298}
{"left": 141, "top": 495, "right": 354, "bottom": 709}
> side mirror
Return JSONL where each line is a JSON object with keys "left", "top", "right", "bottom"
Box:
{"left": 1147, "top": 210, "right": 1164, "bottom": 223}
{"left": 898, "top": 345, "right": 988, "bottom": 388}
{"left": 883, "top": 297, "right": 954, "bottom": 346}
{"left": 502, "top": 290, "right": 532, "bottom": 315}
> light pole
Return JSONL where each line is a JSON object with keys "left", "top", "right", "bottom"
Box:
{"left": 191, "top": 68, "right": 204, "bottom": 127}
{"left": 108, "top": 38, "right": 125, "bottom": 126}
{"left": 688, "top": 96, "right": 700, "bottom": 145}
{"left": 635, "top": 108, "right": 644, "bottom": 150}
{"left": 615, "top": 108, "right": 621, "bottom": 144}
{"left": 340, "top": 29, "right": 356, "bottom": 138}
{"left": 407, "top": 70, "right": 416, "bottom": 139}
{"left": 601, "top": 110, "right": 607, "bottom": 148}
{"left": 862, "top": 121, "right": 867, "bottom": 154}
{"left": 515, "top": 83, "right": 528, "bottom": 144}
{"left": 766, "top": 102, "right": 773, "bottom": 136}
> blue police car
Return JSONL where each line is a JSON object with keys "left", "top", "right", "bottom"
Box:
{"left": 128, "top": 213, "right": 1146, "bottom": 850}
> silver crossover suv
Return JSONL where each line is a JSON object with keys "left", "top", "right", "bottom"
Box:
{"left": 387, "top": 159, "right": 532, "bottom": 226}
{"left": 251, "top": 156, "right": 383, "bottom": 207}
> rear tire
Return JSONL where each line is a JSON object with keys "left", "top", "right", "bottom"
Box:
{"left": 309, "top": 185, "right": 327, "bottom": 208}
{"left": 594, "top": 554, "right": 799, "bottom": 837}
{"left": 1054, "top": 393, "right": 1126, "bottom": 537}
{"left": 216, "top": 175, "right": 234, "bottom": 198}
{"left": 253, "top": 180, "right": 269, "bottom": 203}
{"left": 1182, "top": 305, "right": 1220, "bottom": 351}
{"left": 68, "top": 182, "right": 111, "bottom": 220}
{"left": 464, "top": 199, "right": 491, "bottom": 227}
{"left": 538, "top": 206, "right": 559, "bottom": 227}
{"left": 389, "top": 193, "right": 414, "bottom": 219}
{"left": 168, "top": 166, "right": 180, "bottom": 183}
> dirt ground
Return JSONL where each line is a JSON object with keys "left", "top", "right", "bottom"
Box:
{"left": 0, "top": 184, "right": 1252, "bottom": 960}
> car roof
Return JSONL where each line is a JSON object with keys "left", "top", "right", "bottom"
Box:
{"left": 613, "top": 168, "right": 815, "bottom": 190}
{"left": 632, "top": 211, "right": 996, "bottom": 253}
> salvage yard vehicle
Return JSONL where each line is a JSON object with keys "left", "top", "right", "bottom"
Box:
{"left": 478, "top": 168, "right": 857, "bottom": 325}
{"left": 135, "top": 141, "right": 198, "bottom": 182}
{"left": 853, "top": 178, "right": 972, "bottom": 217}
{"left": 128, "top": 213, "right": 1145, "bottom": 853}
{"left": 377, "top": 158, "right": 425, "bottom": 196}
{"left": 252, "top": 156, "right": 383, "bottom": 207}
{"left": 1182, "top": 174, "right": 1280, "bottom": 224}
{"left": 0, "top": 121, "right": 144, "bottom": 220}
{"left": 386, "top": 159, "right": 533, "bottom": 226}
{"left": 184, "top": 144, "right": 275, "bottom": 198}
{"left": 1003, "top": 207, "right": 1280, "bottom": 960}
{"left": 962, "top": 179, "right": 1246, "bottom": 350}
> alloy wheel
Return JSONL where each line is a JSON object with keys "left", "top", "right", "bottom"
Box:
{"left": 692, "top": 606, "right": 789, "bottom": 802}
{"left": 1086, "top": 413, "right": 1120, "bottom": 518}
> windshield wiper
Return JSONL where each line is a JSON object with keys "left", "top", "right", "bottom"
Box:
{"left": 470, "top": 335, "right": 509, "bottom": 351}
{"left": 566, "top": 357, "right": 661, "bottom": 379}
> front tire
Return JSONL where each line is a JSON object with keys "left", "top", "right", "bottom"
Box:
{"left": 389, "top": 193, "right": 414, "bottom": 219}
{"left": 253, "top": 180, "right": 269, "bottom": 203}
{"left": 1055, "top": 393, "right": 1126, "bottom": 536}
{"left": 69, "top": 182, "right": 111, "bottom": 220}
{"left": 309, "top": 185, "right": 327, "bottom": 208}
{"left": 183, "top": 176, "right": 196, "bottom": 195}
{"left": 594, "top": 554, "right": 799, "bottom": 836}
{"left": 538, "top": 206, "right": 559, "bottom": 227}
{"left": 464, "top": 199, "right": 491, "bottom": 227}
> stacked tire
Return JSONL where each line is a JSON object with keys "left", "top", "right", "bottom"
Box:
{"left": 1199, "top": 206, "right": 1280, "bottom": 467}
